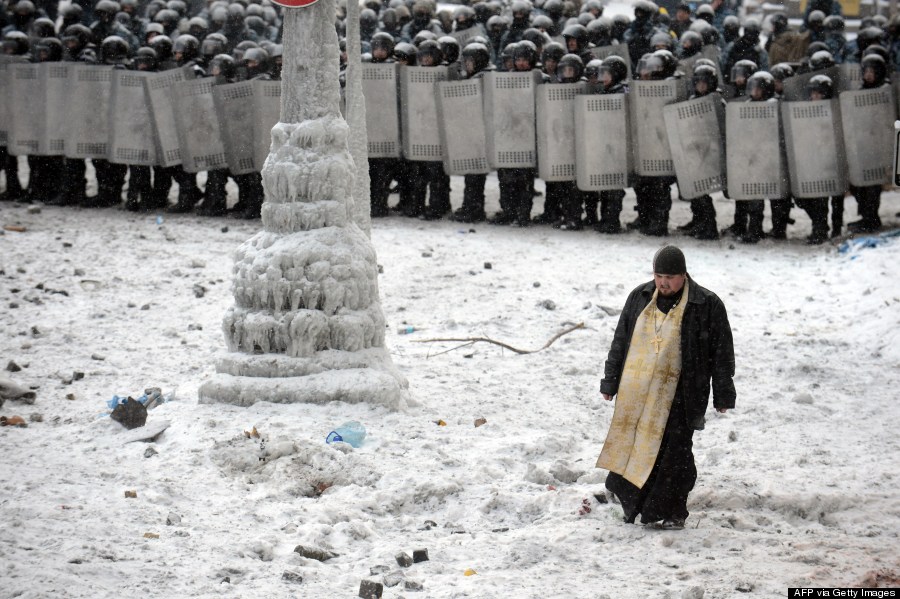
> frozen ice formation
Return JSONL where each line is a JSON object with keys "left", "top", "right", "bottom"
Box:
{"left": 199, "top": 1, "right": 409, "bottom": 410}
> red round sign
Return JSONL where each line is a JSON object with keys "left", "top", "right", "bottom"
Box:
{"left": 270, "top": 0, "right": 318, "bottom": 7}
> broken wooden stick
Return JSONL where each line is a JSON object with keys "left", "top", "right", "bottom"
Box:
{"left": 412, "top": 322, "right": 585, "bottom": 355}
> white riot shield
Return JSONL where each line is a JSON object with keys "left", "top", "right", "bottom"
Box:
{"left": 214, "top": 81, "right": 258, "bottom": 175}
{"left": 781, "top": 99, "right": 847, "bottom": 198}
{"left": 145, "top": 66, "right": 196, "bottom": 167}
{"left": 725, "top": 101, "right": 788, "bottom": 200}
{"left": 483, "top": 70, "right": 538, "bottom": 169}
{"left": 400, "top": 65, "right": 448, "bottom": 161}
{"left": 362, "top": 62, "right": 400, "bottom": 158}
{"left": 0, "top": 60, "right": 11, "bottom": 147}
{"left": 536, "top": 82, "right": 586, "bottom": 182}
{"left": 41, "top": 62, "right": 69, "bottom": 156}
{"left": 435, "top": 78, "right": 490, "bottom": 175}
{"left": 837, "top": 63, "right": 861, "bottom": 92}
{"left": 840, "top": 86, "right": 895, "bottom": 186}
{"left": 8, "top": 63, "right": 42, "bottom": 156}
{"left": 66, "top": 64, "right": 114, "bottom": 159}
{"left": 574, "top": 93, "right": 631, "bottom": 191}
{"left": 108, "top": 70, "right": 158, "bottom": 166}
{"left": 781, "top": 66, "right": 840, "bottom": 102}
{"left": 589, "top": 43, "right": 632, "bottom": 80}
{"left": 253, "top": 79, "right": 280, "bottom": 171}
{"left": 449, "top": 24, "right": 486, "bottom": 46}
{"left": 663, "top": 94, "right": 726, "bottom": 199}
{"left": 172, "top": 77, "right": 228, "bottom": 173}
{"left": 630, "top": 79, "right": 688, "bottom": 176}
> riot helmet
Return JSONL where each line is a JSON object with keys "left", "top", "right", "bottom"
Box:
{"left": 61, "top": 4, "right": 84, "bottom": 29}
{"left": 200, "top": 36, "right": 226, "bottom": 64}
{"left": 94, "top": 0, "right": 121, "bottom": 23}
{"left": 598, "top": 55, "right": 628, "bottom": 89}
{"left": 541, "top": 41, "right": 565, "bottom": 74}
{"left": 633, "top": 0, "right": 657, "bottom": 23}
{"left": 167, "top": 0, "right": 187, "bottom": 18}
{"left": 584, "top": 58, "right": 603, "bottom": 84}
{"left": 100, "top": 35, "right": 130, "bottom": 64}
{"left": 371, "top": 32, "right": 395, "bottom": 62}
{"left": 769, "top": 62, "right": 794, "bottom": 82}
{"left": 514, "top": 39, "right": 539, "bottom": 70}
{"left": 856, "top": 27, "right": 884, "bottom": 54}
{"left": 611, "top": 14, "right": 630, "bottom": 41}
{"left": 62, "top": 24, "right": 92, "bottom": 57}
{"left": 360, "top": 8, "right": 378, "bottom": 33}
{"left": 557, "top": 53, "right": 584, "bottom": 82}
{"left": 723, "top": 15, "right": 740, "bottom": 43}
{"left": 173, "top": 34, "right": 200, "bottom": 64}
{"left": 650, "top": 31, "right": 674, "bottom": 52}
{"left": 653, "top": 49, "right": 678, "bottom": 78}
{"left": 730, "top": 59, "right": 757, "bottom": 89}
{"left": 416, "top": 39, "right": 443, "bottom": 66}
{"left": 695, "top": 4, "right": 714, "bottom": 24}
{"left": 232, "top": 39, "right": 260, "bottom": 61}
{"left": 808, "top": 50, "right": 834, "bottom": 71}
{"left": 562, "top": 23, "right": 588, "bottom": 53}
{"left": 637, "top": 52, "right": 664, "bottom": 80}
{"left": 461, "top": 42, "right": 491, "bottom": 76}
{"left": 522, "top": 28, "right": 548, "bottom": 53}
{"left": 393, "top": 41, "right": 417, "bottom": 65}
{"left": 691, "top": 64, "right": 718, "bottom": 96}
{"left": 242, "top": 47, "right": 268, "bottom": 78}
{"left": 806, "top": 74, "right": 833, "bottom": 100}
{"left": 31, "top": 18, "right": 57, "bottom": 40}
{"left": 823, "top": 15, "right": 844, "bottom": 32}
{"left": 582, "top": 0, "right": 604, "bottom": 17}
{"left": 35, "top": 37, "right": 63, "bottom": 62}
{"left": 746, "top": 71, "right": 775, "bottom": 101}
{"left": 133, "top": 46, "right": 159, "bottom": 71}
{"left": 577, "top": 12, "right": 593, "bottom": 27}
{"left": 586, "top": 16, "right": 612, "bottom": 46}
{"left": 532, "top": 15, "right": 554, "bottom": 34}
{"left": 544, "top": 0, "right": 564, "bottom": 20}
{"left": 692, "top": 57, "right": 717, "bottom": 70}
{"left": 149, "top": 34, "right": 174, "bottom": 62}
{"left": 153, "top": 8, "right": 180, "bottom": 35}
{"left": 862, "top": 44, "right": 889, "bottom": 62}
{"left": 741, "top": 18, "right": 762, "bottom": 44}
{"left": 412, "top": 30, "right": 438, "bottom": 47}
{"left": 861, "top": 53, "right": 887, "bottom": 88}
{"left": 807, "top": 10, "right": 825, "bottom": 31}
{"left": 769, "top": 12, "right": 788, "bottom": 35}
{"left": 679, "top": 31, "right": 703, "bottom": 58}
{"left": 438, "top": 36, "right": 461, "bottom": 63}
{"left": 454, "top": 6, "right": 476, "bottom": 30}
{"left": 188, "top": 16, "right": 210, "bottom": 39}
{"left": 486, "top": 15, "right": 509, "bottom": 41}
{"left": 500, "top": 42, "right": 517, "bottom": 71}
{"left": 510, "top": 0, "right": 532, "bottom": 25}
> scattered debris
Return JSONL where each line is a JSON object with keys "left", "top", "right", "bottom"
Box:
{"left": 190, "top": 259, "right": 206, "bottom": 268}
{"left": 122, "top": 420, "right": 171, "bottom": 444}
{"left": 735, "top": 582, "right": 754, "bottom": 593}
{"left": 464, "top": 568, "right": 477, "bottom": 576}
{"left": 125, "top": 490, "right": 137, "bottom": 498}
{"left": 244, "top": 427, "right": 260, "bottom": 438}
{"left": 474, "top": 417, "right": 487, "bottom": 428}
{"left": 144, "top": 447, "right": 158, "bottom": 458}
{"left": 593, "top": 492, "right": 608, "bottom": 504}
{"left": 793, "top": 393, "right": 814, "bottom": 405}
{"left": 383, "top": 570, "right": 404, "bottom": 587}
{"left": 0, "top": 378, "right": 36, "bottom": 403}
{"left": 293, "top": 545, "right": 338, "bottom": 562}
{"left": 143, "top": 532, "right": 159, "bottom": 539}
{"left": 192, "top": 284, "right": 207, "bottom": 298}
{"left": 6, "top": 361, "right": 21, "bottom": 372}
{"left": 404, "top": 580, "right": 424, "bottom": 591}
{"left": 483, "top": 262, "right": 492, "bottom": 269}
{"left": 65, "top": 393, "right": 76, "bottom": 401}
{"left": 282, "top": 571, "right": 303, "bottom": 584}
{"left": 533, "top": 281, "right": 540, "bottom": 287}
{"left": 728, "top": 431, "right": 738, "bottom": 442}
{"left": 166, "top": 512, "right": 181, "bottom": 525}
{"left": 1, "top": 415, "right": 27, "bottom": 427}
{"left": 412, "top": 549, "right": 429, "bottom": 563}
{"left": 395, "top": 552, "right": 413, "bottom": 567}
{"left": 358, "top": 580, "right": 383, "bottom": 598}
{"left": 421, "top": 252, "right": 432, "bottom": 258}
{"left": 72, "top": 371, "right": 85, "bottom": 381}
{"left": 434, "top": 419, "right": 447, "bottom": 426}
{"left": 29, "top": 413, "right": 42, "bottom": 423}
{"left": 90, "top": 354, "right": 105, "bottom": 361}
{"left": 414, "top": 322, "right": 585, "bottom": 356}
{"left": 27, "top": 205, "right": 41, "bottom": 214}
{"left": 539, "top": 299, "right": 556, "bottom": 310}
{"left": 110, "top": 398, "right": 148, "bottom": 430}
{"left": 220, "top": 226, "right": 229, "bottom": 233}
{"left": 578, "top": 498, "right": 592, "bottom": 516}
{"left": 3, "top": 225, "right": 27, "bottom": 232}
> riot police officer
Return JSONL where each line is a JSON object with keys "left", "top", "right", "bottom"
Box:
{"left": 413, "top": 40, "right": 450, "bottom": 220}
{"left": 450, "top": 42, "right": 493, "bottom": 223}
{"left": 552, "top": 53, "right": 588, "bottom": 231}
{"left": 795, "top": 74, "right": 835, "bottom": 244}
{"left": 88, "top": 35, "right": 131, "bottom": 208}
{"left": 847, "top": 54, "right": 888, "bottom": 233}
{"left": 124, "top": 47, "right": 159, "bottom": 212}
{"left": 368, "top": 32, "right": 396, "bottom": 218}
{"left": 593, "top": 55, "right": 629, "bottom": 234}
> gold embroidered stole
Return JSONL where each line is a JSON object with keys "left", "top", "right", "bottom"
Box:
{"left": 596, "top": 281, "right": 689, "bottom": 488}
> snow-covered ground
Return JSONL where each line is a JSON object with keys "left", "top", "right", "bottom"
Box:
{"left": 1, "top": 181, "right": 899, "bottom": 598}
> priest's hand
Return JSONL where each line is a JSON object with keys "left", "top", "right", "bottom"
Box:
{"left": 716, "top": 408, "right": 728, "bottom": 413}
{"left": 602, "top": 393, "right": 612, "bottom": 401}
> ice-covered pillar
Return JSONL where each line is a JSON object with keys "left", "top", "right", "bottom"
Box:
{"left": 198, "top": 0, "right": 410, "bottom": 410}
{"left": 344, "top": 0, "right": 373, "bottom": 237}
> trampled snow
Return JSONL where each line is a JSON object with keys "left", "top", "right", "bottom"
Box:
{"left": 0, "top": 187, "right": 898, "bottom": 598}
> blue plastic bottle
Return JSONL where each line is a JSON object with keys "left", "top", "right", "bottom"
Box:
{"left": 325, "top": 421, "right": 366, "bottom": 448}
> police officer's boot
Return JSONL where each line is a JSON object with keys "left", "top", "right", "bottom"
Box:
{"left": 582, "top": 191, "right": 599, "bottom": 227}
{"left": 724, "top": 200, "right": 749, "bottom": 237}
{"left": 769, "top": 198, "right": 792, "bottom": 240}
{"left": 806, "top": 202, "right": 829, "bottom": 245}
{"left": 691, "top": 196, "right": 719, "bottom": 240}
{"left": 741, "top": 207, "right": 765, "bottom": 244}
{"left": 1, "top": 154, "right": 25, "bottom": 202}
{"left": 830, "top": 195, "right": 843, "bottom": 238}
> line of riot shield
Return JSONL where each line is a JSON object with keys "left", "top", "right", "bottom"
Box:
{"left": 108, "top": 70, "right": 158, "bottom": 166}
{"left": 145, "top": 66, "right": 196, "bottom": 167}
{"left": 8, "top": 63, "right": 42, "bottom": 157}
{"left": 399, "top": 65, "right": 448, "bottom": 161}
{"left": 630, "top": 79, "right": 688, "bottom": 177}
{"left": 589, "top": 43, "right": 632, "bottom": 80}
{"left": 574, "top": 93, "right": 632, "bottom": 191}
{"left": 781, "top": 66, "right": 840, "bottom": 102}
{"left": 362, "top": 62, "right": 401, "bottom": 158}
{"left": 213, "top": 80, "right": 258, "bottom": 175}
{"left": 840, "top": 86, "right": 895, "bottom": 186}
{"left": 483, "top": 70, "right": 538, "bottom": 169}
{"left": 536, "top": 82, "right": 586, "bottom": 182}
{"left": 781, "top": 98, "right": 847, "bottom": 198}
{"left": 41, "top": 62, "right": 69, "bottom": 156}
{"left": 435, "top": 78, "right": 490, "bottom": 175}
{"left": 663, "top": 93, "right": 726, "bottom": 199}
{"left": 725, "top": 100, "right": 788, "bottom": 200}
{"left": 66, "top": 64, "right": 114, "bottom": 159}
{"left": 253, "top": 79, "right": 281, "bottom": 171}
{"left": 172, "top": 76, "right": 228, "bottom": 173}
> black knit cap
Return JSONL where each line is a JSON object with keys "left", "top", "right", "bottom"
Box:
{"left": 653, "top": 245, "right": 687, "bottom": 275}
